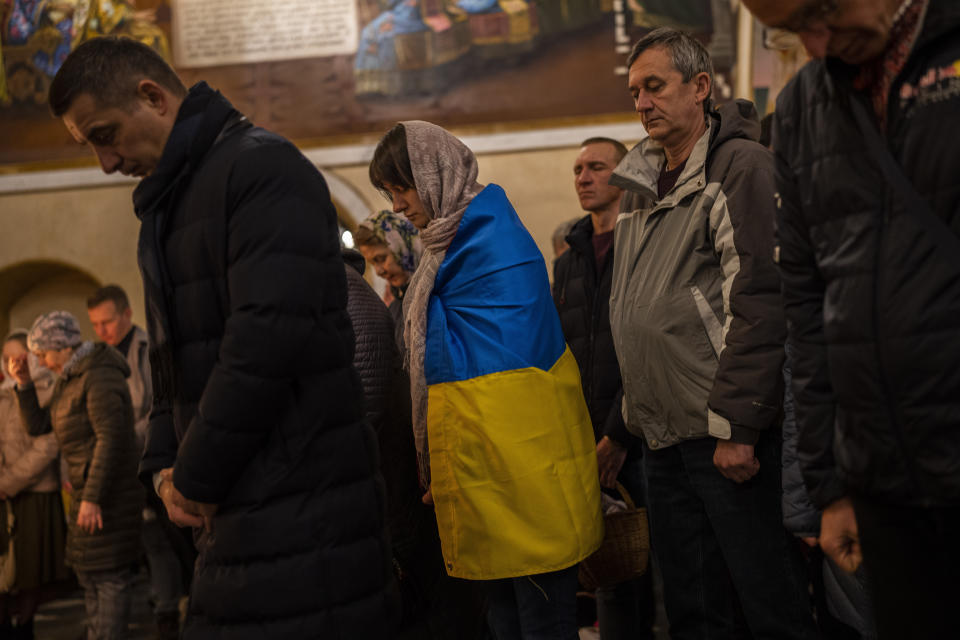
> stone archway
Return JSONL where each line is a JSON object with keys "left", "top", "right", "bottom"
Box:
{"left": 0, "top": 260, "right": 102, "bottom": 340}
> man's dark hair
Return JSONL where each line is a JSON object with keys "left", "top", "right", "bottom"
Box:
{"left": 580, "top": 137, "right": 629, "bottom": 164}
{"left": 369, "top": 124, "right": 416, "bottom": 200}
{"left": 87, "top": 284, "right": 130, "bottom": 313}
{"left": 49, "top": 36, "right": 187, "bottom": 117}
{"left": 627, "top": 27, "right": 715, "bottom": 110}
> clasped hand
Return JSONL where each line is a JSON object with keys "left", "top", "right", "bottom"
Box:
{"left": 158, "top": 467, "right": 217, "bottom": 532}
{"left": 713, "top": 440, "right": 760, "bottom": 483}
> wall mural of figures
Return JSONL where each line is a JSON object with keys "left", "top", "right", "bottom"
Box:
{"left": 0, "top": 0, "right": 170, "bottom": 107}
{"left": 0, "top": 0, "right": 748, "bottom": 168}
{"left": 353, "top": 0, "right": 603, "bottom": 98}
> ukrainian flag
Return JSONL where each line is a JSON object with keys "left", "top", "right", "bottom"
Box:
{"left": 426, "top": 184, "right": 604, "bottom": 580}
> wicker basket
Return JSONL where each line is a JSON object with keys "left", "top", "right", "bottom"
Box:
{"left": 579, "top": 482, "right": 650, "bottom": 591}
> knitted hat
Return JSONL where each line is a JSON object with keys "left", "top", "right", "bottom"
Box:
{"left": 27, "top": 311, "right": 82, "bottom": 352}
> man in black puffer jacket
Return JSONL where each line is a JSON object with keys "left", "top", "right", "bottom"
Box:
{"left": 49, "top": 37, "right": 399, "bottom": 639}
{"left": 744, "top": 1, "right": 960, "bottom": 637}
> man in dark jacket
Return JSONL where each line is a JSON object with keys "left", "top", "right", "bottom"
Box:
{"left": 743, "top": 1, "right": 960, "bottom": 637}
{"left": 342, "top": 249, "right": 486, "bottom": 640}
{"left": 87, "top": 284, "right": 188, "bottom": 640}
{"left": 609, "top": 28, "right": 818, "bottom": 638}
{"left": 553, "top": 137, "right": 654, "bottom": 640}
{"left": 48, "top": 36, "right": 399, "bottom": 639}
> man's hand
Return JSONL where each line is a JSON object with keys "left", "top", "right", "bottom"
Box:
{"left": 596, "top": 436, "right": 628, "bottom": 489}
{"left": 77, "top": 500, "right": 103, "bottom": 534}
{"left": 158, "top": 468, "right": 217, "bottom": 532}
{"left": 713, "top": 440, "right": 760, "bottom": 483}
{"left": 9, "top": 354, "right": 31, "bottom": 387}
{"left": 819, "top": 497, "right": 862, "bottom": 573}
{"left": 422, "top": 486, "right": 433, "bottom": 506}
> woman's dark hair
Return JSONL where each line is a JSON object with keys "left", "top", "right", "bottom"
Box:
{"left": 3, "top": 330, "right": 28, "bottom": 350}
{"left": 369, "top": 123, "right": 416, "bottom": 200}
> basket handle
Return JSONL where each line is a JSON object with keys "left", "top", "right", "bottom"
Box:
{"left": 614, "top": 481, "right": 637, "bottom": 511}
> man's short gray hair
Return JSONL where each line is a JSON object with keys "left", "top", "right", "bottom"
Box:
{"left": 627, "top": 27, "right": 715, "bottom": 104}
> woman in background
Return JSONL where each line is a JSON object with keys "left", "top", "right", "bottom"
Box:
{"left": 0, "top": 329, "right": 69, "bottom": 640}
{"left": 9, "top": 311, "right": 142, "bottom": 640}
{"left": 354, "top": 209, "right": 423, "bottom": 352}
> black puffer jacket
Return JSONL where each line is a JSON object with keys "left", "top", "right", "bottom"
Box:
{"left": 773, "top": 0, "right": 960, "bottom": 508}
{"left": 342, "top": 251, "right": 486, "bottom": 638}
{"left": 342, "top": 249, "right": 423, "bottom": 564}
{"left": 780, "top": 345, "right": 819, "bottom": 538}
{"left": 135, "top": 83, "right": 398, "bottom": 638}
{"left": 553, "top": 216, "right": 637, "bottom": 454}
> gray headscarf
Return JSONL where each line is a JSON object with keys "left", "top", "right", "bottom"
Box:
{"left": 400, "top": 121, "right": 484, "bottom": 486}
{"left": 27, "top": 311, "right": 82, "bottom": 353}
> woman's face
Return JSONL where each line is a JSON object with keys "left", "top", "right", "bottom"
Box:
{"left": 358, "top": 243, "right": 411, "bottom": 288}
{"left": 384, "top": 183, "right": 429, "bottom": 230}
{"left": 2, "top": 339, "right": 26, "bottom": 378}
{"left": 34, "top": 347, "right": 72, "bottom": 374}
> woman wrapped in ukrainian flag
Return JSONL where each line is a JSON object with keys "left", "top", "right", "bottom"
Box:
{"left": 369, "top": 120, "right": 603, "bottom": 638}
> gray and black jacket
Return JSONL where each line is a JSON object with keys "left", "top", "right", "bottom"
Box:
{"left": 609, "top": 100, "right": 785, "bottom": 450}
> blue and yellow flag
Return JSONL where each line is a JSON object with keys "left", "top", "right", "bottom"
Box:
{"left": 426, "top": 184, "right": 603, "bottom": 580}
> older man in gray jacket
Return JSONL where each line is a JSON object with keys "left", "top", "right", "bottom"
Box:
{"left": 609, "top": 28, "right": 818, "bottom": 639}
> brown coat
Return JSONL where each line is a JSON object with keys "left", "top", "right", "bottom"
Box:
{"left": 17, "top": 342, "right": 142, "bottom": 572}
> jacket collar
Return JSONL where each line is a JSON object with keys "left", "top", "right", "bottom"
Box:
{"left": 133, "top": 82, "right": 240, "bottom": 219}
{"left": 610, "top": 119, "right": 712, "bottom": 203}
{"left": 565, "top": 215, "right": 595, "bottom": 255}
{"left": 60, "top": 341, "right": 96, "bottom": 378}
{"left": 909, "top": 0, "right": 958, "bottom": 53}
{"left": 610, "top": 99, "right": 760, "bottom": 205}
{"left": 342, "top": 249, "right": 366, "bottom": 275}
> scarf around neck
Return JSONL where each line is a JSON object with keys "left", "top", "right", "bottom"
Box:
{"left": 400, "top": 120, "right": 483, "bottom": 486}
{"left": 133, "top": 82, "right": 238, "bottom": 218}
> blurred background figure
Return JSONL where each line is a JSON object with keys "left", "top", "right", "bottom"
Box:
{"left": 342, "top": 248, "right": 488, "bottom": 640}
{"left": 10, "top": 311, "right": 142, "bottom": 640}
{"left": 86, "top": 285, "right": 189, "bottom": 640}
{"left": 551, "top": 216, "right": 579, "bottom": 260}
{"left": 355, "top": 209, "right": 423, "bottom": 352}
{"left": 0, "top": 329, "right": 70, "bottom": 640}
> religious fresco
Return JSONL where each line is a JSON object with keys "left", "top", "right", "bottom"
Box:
{"left": 0, "top": 0, "right": 738, "bottom": 168}
{"left": 352, "top": 0, "right": 734, "bottom": 98}
{"left": 0, "top": 0, "right": 170, "bottom": 107}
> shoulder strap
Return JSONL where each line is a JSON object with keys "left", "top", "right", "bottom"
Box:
{"left": 848, "top": 93, "right": 960, "bottom": 259}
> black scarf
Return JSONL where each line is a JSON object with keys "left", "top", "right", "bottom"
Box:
{"left": 133, "top": 81, "right": 237, "bottom": 218}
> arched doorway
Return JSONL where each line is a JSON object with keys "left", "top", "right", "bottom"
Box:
{"left": 0, "top": 260, "right": 101, "bottom": 340}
